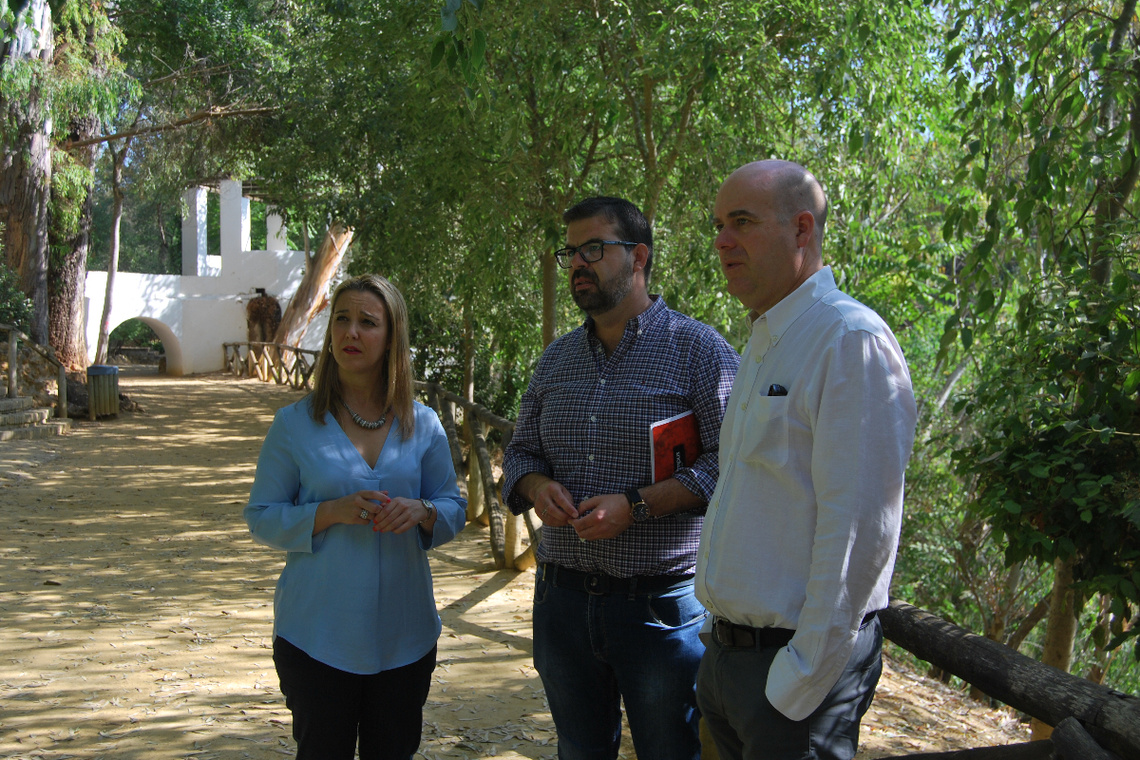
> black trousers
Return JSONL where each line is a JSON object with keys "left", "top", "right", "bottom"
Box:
{"left": 273, "top": 636, "right": 437, "bottom": 760}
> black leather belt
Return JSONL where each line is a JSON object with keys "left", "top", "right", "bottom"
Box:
{"left": 539, "top": 563, "right": 693, "bottom": 596}
{"left": 712, "top": 611, "right": 878, "bottom": 649}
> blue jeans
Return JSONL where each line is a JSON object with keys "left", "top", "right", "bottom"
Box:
{"left": 696, "top": 616, "right": 883, "bottom": 760}
{"left": 532, "top": 568, "right": 706, "bottom": 760}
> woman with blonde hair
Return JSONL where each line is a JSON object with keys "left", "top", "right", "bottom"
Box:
{"left": 246, "top": 273, "right": 466, "bottom": 760}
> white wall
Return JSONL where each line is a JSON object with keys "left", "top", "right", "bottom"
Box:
{"left": 85, "top": 182, "right": 338, "bottom": 375}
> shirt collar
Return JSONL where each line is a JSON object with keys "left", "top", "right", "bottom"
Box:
{"left": 748, "top": 267, "right": 837, "bottom": 336}
{"left": 584, "top": 293, "right": 667, "bottom": 337}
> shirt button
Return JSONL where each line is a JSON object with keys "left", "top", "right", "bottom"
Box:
{"left": 599, "top": 378, "right": 606, "bottom": 385}
{"left": 588, "top": 454, "right": 595, "bottom": 461}
{"left": 741, "top": 401, "right": 748, "bottom": 410}
{"left": 753, "top": 354, "right": 761, "bottom": 363}
{"left": 590, "top": 415, "right": 597, "bottom": 422}
{"left": 637, "top": 329, "right": 643, "bottom": 336}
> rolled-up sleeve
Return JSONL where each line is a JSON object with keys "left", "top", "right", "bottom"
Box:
{"left": 502, "top": 357, "right": 554, "bottom": 515}
{"left": 671, "top": 332, "right": 741, "bottom": 505}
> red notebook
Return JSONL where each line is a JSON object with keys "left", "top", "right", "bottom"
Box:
{"left": 650, "top": 410, "right": 702, "bottom": 483}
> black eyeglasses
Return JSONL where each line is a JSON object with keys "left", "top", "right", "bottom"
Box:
{"left": 554, "top": 240, "right": 637, "bottom": 269}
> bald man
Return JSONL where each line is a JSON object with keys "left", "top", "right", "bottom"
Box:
{"left": 693, "top": 161, "right": 917, "bottom": 760}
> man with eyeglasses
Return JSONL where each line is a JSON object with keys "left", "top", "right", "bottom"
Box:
{"left": 504, "top": 196, "right": 740, "bottom": 760}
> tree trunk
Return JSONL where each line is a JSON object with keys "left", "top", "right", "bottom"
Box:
{"left": 1031, "top": 556, "right": 1081, "bottom": 741}
{"left": 462, "top": 314, "right": 486, "bottom": 523}
{"left": 0, "top": 0, "right": 53, "bottom": 345}
{"left": 49, "top": 116, "right": 101, "bottom": 372}
{"left": 272, "top": 222, "right": 352, "bottom": 347}
{"left": 95, "top": 141, "right": 128, "bottom": 365}
{"left": 1006, "top": 595, "right": 1050, "bottom": 654}
{"left": 541, "top": 246, "right": 557, "bottom": 349}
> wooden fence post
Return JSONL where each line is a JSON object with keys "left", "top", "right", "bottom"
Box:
{"left": 465, "top": 417, "right": 487, "bottom": 524}
{"left": 7, "top": 331, "right": 17, "bottom": 398}
{"left": 57, "top": 363, "right": 67, "bottom": 418}
{"left": 427, "top": 386, "right": 467, "bottom": 498}
{"left": 1052, "top": 717, "right": 1121, "bottom": 760}
{"left": 471, "top": 418, "right": 506, "bottom": 569}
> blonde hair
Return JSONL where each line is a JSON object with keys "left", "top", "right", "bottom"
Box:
{"left": 309, "top": 274, "right": 416, "bottom": 439}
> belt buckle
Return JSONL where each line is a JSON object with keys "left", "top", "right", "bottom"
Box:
{"left": 714, "top": 618, "right": 753, "bottom": 648}
{"left": 713, "top": 618, "right": 734, "bottom": 647}
{"left": 584, "top": 573, "right": 609, "bottom": 595}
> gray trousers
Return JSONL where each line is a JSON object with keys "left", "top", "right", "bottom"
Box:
{"left": 696, "top": 617, "right": 882, "bottom": 760}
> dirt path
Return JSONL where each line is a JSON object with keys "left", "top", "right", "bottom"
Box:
{"left": 0, "top": 371, "right": 1030, "bottom": 759}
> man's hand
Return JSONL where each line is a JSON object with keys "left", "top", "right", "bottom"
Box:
{"left": 527, "top": 476, "right": 579, "bottom": 526}
{"left": 571, "top": 493, "right": 634, "bottom": 540}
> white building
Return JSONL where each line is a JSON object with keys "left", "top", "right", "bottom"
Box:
{"left": 85, "top": 179, "right": 332, "bottom": 375}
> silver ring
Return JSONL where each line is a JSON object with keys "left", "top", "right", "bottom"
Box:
{"left": 359, "top": 509, "right": 370, "bottom": 520}
{"left": 541, "top": 507, "right": 549, "bottom": 518}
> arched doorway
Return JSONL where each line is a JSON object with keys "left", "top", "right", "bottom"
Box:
{"left": 107, "top": 317, "right": 184, "bottom": 375}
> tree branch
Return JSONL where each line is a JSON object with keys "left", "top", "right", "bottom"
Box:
{"left": 62, "top": 106, "right": 275, "bottom": 150}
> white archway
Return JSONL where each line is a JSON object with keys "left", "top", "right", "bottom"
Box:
{"left": 107, "top": 316, "right": 184, "bottom": 376}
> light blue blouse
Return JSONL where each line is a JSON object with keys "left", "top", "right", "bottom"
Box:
{"left": 245, "top": 397, "right": 467, "bottom": 674}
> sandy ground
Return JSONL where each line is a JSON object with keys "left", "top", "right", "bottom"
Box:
{"left": 0, "top": 370, "right": 1032, "bottom": 759}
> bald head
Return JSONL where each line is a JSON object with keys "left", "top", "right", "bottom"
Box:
{"left": 727, "top": 160, "right": 828, "bottom": 253}
{"left": 713, "top": 160, "right": 829, "bottom": 314}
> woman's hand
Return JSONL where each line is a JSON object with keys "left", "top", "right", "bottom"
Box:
{"left": 372, "top": 497, "right": 435, "bottom": 535}
{"left": 313, "top": 490, "right": 390, "bottom": 535}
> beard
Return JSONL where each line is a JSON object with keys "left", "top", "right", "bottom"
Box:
{"left": 571, "top": 256, "right": 634, "bottom": 316}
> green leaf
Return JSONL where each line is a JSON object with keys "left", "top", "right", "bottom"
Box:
{"left": 430, "top": 37, "right": 447, "bottom": 69}
{"left": 945, "top": 43, "right": 965, "bottom": 72}
{"left": 471, "top": 29, "right": 486, "bottom": 68}
{"left": 960, "top": 326, "right": 973, "bottom": 350}
{"left": 1029, "top": 464, "right": 1049, "bottom": 478}
{"left": 1125, "top": 370, "right": 1140, "bottom": 395}
{"left": 1002, "top": 500, "right": 1021, "bottom": 514}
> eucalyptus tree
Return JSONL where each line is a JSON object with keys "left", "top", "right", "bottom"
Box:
{"left": 1, "top": 0, "right": 56, "bottom": 344}
{"left": 940, "top": 0, "right": 1140, "bottom": 706}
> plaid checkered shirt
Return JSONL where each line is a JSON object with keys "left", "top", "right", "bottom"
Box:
{"left": 503, "top": 296, "right": 740, "bottom": 578}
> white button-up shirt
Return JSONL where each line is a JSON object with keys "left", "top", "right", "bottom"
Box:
{"left": 695, "top": 267, "right": 917, "bottom": 721}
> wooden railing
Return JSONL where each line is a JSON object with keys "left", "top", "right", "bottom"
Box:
{"left": 223, "top": 342, "right": 318, "bottom": 389}
{"left": 417, "top": 381, "right": 539, "bottom": 572}
{"left": 225, "top": 359, "right": 1140, "bottom": 758}
{"left": 1, "top": 322, "right": 68, "bottom": 419}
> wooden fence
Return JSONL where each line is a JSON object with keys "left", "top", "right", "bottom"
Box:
{"left": 224, "top": 341, "right": 1139, "bottom": 759}
{"left": 223, "top": 341, "right": 319, "bottom": 389}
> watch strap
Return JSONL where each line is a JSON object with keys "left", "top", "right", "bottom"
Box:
{"left": 625, "top": 489, "right": 651, "bottom": 522}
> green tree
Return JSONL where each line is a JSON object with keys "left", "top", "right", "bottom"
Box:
{"left": 941, "top": 0, "right": 1140, "bottom": 716}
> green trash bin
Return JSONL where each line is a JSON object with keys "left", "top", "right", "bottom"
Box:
{"left": 87, "top": 365, "right": 119, "bottom": 420}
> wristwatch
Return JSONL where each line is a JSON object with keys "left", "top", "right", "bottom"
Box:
{"left": 625, "top": 489, "right": 651, "bottom": 522}
{"left": 420, "top": 499, "right": 436, "bottom": 524}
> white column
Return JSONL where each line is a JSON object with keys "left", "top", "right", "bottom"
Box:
{"left": 266, "top": 206, "right": 287, "bottom": 251}
{"left": 181, "top": 186, "right": 208, "bottom": 276}
{"left": 219, "top": 179, "right": 251, "bottom": 261}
